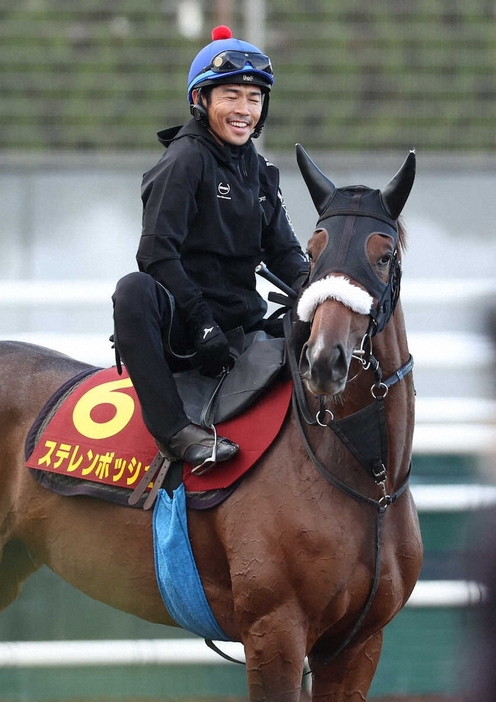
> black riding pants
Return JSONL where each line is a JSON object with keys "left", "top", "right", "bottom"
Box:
{"left": 112, "top": 271, "right": 192, "bottom": 445}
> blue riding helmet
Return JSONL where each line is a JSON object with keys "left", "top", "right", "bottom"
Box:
{"left": 187, "top": 25, "right": 274, "bottom": 103}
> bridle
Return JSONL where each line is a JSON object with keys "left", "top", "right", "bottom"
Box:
{"left": 286, "top": 321, "right": 413, "bottom": 672}
{"left": 284, "top": 311, "right": 413, "bottom": 511}
{"left": 292, "top": 191, "right": 413, "bottom": 482}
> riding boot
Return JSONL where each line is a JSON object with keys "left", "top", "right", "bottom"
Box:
{"left": 158, "top": 424, "right": 239, "bottom": 476}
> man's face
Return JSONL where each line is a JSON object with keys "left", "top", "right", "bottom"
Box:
{"left": 197, "top": 84, "right": 263, "bottom": 146}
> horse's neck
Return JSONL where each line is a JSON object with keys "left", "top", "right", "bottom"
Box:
{"left": 333, "top": 301, "right": 414, "bottom": 488}
{"left": 368, "top": 301, "right": 414, "bottom": 485}
{"left": 372, "top": 301, "right": 411, "bottom": 384}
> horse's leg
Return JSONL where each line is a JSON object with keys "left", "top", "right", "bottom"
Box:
{"left": 188, "top": 479, "right": 308, "bottom": 702}
{"left": 0, "top": 539, "right": 39, "bottom": 612}
{"left": 308, "top": 630, "right": 383, "bottom": 701}
{"left": 235, "top": 599, "right": 307, "bottom": 702}
{"left": 0, "top": 401, "right": 42, "bottom": 612}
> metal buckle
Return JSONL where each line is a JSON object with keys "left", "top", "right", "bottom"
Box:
{"left": 316, "top": 408, "right": 334, "bottom": 427}
{"left": 371, "top": 382, "right": 388, "bottom": 399}
{"left": 352, "top": 333, "right": 373, "bottom": 371}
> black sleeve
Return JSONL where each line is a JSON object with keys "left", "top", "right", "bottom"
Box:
{"left": 136, "top": 148, "right": 208, "bottom": 321}
{"left": 260, "top": 166, "right": 309, "bottom": 287}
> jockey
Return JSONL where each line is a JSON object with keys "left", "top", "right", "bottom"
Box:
{"left": 112, "top": 25, "right": 309, "bottom": 474}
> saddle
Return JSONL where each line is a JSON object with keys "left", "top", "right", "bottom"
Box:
{"left": 26, "top": 329, "right": 292, "bottom": 510}
{"left": 174, "top": 328, "right": 285, "bottom": 425}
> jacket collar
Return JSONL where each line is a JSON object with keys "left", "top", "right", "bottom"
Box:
{"left": 157, "top": 119, "right": 254, "bottom": 166}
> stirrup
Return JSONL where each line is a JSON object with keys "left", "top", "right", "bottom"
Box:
{"left": 190, "top": 425, "right": 219, "bottom": 476}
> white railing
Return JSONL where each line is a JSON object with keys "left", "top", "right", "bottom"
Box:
{"left": 0, "top": 578, "right": 486, "bottom": 669}
{"left": 0, "top": 277, "right": 495, "bottom": 304}
{"left": 0, "top": 638, "right": 243, "bottom": 669}
{"left": 0, "top": 330, "right": 491, "bottom": 373}
{"left": 0, "top": 484, "right": 492, "bottom": 670}
{"left": 1, "top": 278, "right": 494, "bottom": 454}
{"left": 0, "top": 575, "right": 482, "bottom": 670}
{"left": 0, "top": 280, "right": 494, "bottom": 368}
{"left": 0, "top": 579, "right": 486, "bottom": 669}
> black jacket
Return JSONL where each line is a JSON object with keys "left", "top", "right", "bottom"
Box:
{"left": 137, "top": 119, "right": 309, "bottom": 332}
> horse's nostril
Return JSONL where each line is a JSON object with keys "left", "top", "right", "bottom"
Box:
{"left": 300, "top": 341, "right": 348, "bottom": 383}
{"left": 331, "top": 344, "right": 346, "bottom": 368}
{"left": 299, "top": 342, "right": 311, "bottom": 376}
{"left": 330, "top": 343, "right": 347, "bottom": 380}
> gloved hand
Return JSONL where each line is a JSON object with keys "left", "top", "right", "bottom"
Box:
{"left": 193, "top": 322, "right": 230, "bottom": 377}
{"left": 292, "top": 270, "right": 310, "bottom": 294}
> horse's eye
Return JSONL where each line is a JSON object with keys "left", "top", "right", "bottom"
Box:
{"left": 378, "top": 254, "right": 392, "bottom": 267}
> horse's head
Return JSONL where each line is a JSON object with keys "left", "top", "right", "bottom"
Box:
{"left": 295, "top": 145, "right": 415, "bottom": 397}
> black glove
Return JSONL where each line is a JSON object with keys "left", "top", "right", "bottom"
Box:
{"left": 194, "top": 323, "right": 230, "bottom": 377}
{"left": 187, "top": 301, "right": 231, "bottom": 377}
{"left": 292, "top": 270, "right": 310, "bottom": 294}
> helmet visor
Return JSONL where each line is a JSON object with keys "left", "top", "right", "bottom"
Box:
{"left": 201, "top": 50, "right": 273, "bottom": 76}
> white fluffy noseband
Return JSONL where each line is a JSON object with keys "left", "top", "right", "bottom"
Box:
{"left": 297, "top": 276, "right": 373, "bottom": 322}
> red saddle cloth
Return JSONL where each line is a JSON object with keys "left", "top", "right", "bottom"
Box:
{"left": 26, "top": 367, "right": 293, "bottom": 493}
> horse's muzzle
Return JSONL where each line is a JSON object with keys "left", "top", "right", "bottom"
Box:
{"left": 299, "top": 340, "right": 350, "bottom": 397}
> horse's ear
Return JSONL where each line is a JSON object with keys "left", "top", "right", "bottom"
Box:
{"left": 381, "top": 149, "right": 416, "bottom": 220}
{"left": 296, "top": 143, "right": 336, "bottom": 215}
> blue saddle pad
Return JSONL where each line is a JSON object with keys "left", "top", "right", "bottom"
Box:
{"left": 153, "top": 483, "right": 230, "bottom": 641}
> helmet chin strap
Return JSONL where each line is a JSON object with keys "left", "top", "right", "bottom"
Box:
{"left": 252, "top": 91, "right": 269, "bottom": 138}
{"left": 190, "top": 88, "right": 209, "bottom": 126}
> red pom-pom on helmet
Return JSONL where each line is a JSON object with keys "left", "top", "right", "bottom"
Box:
{"left": 211, "top": 25, "right": 232, "bottom": 40}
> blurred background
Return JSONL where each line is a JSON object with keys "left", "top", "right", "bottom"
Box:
{"left": 1, "top": 1, "right": 496, "bottom": 700}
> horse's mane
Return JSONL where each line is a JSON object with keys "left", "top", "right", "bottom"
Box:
{"left": 397, "top": 216, "right": 407, "bottom": 252}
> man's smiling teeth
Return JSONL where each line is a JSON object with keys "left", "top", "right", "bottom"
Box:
{"left": 229, "top": 120, "right": 249, "bottom": 128}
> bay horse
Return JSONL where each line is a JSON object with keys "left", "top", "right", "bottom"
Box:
{"left": 0, "top": 146, "right": 422, "bottom": 701}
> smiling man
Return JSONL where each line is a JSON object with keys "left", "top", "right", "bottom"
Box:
{"left": 112, "top": 26, "right": 309, "bottom": 472}
{"left": 195, "top": 83, "right": 263, "bottom": 146}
